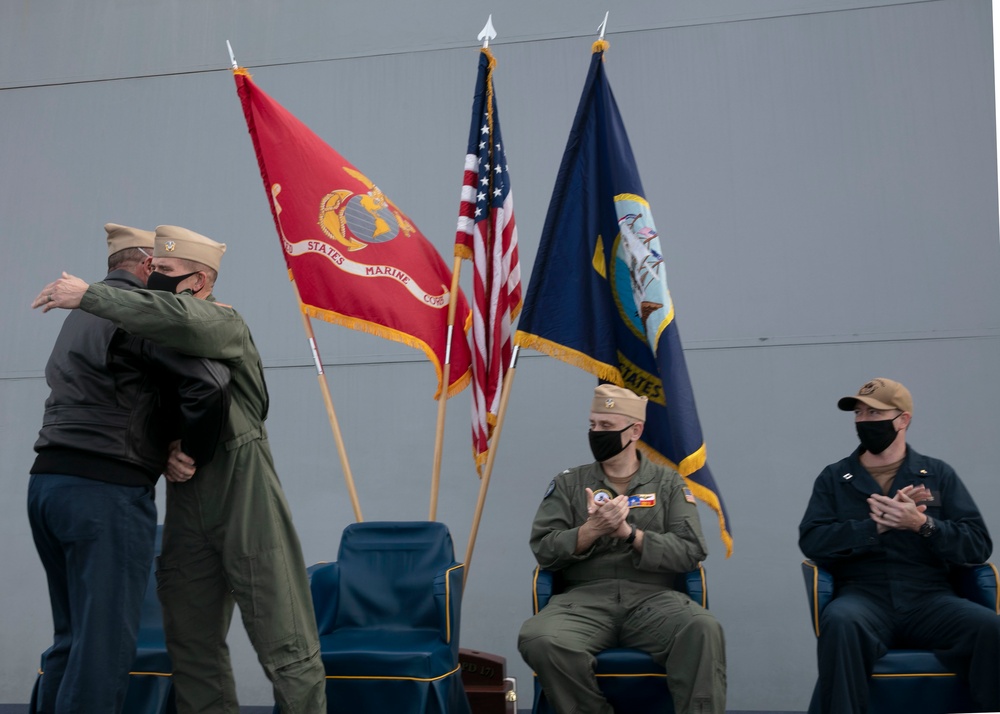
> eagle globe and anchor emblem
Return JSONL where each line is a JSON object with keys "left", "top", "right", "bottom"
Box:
{"left": 318, "top": 167, "right": 416, "bottom": 251}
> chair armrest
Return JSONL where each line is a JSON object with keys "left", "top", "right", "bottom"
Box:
{"left": 801, "top": 560, "right": 835, "bottom": 637}
{"left": 956, "top": 562, "right": 999, "bottom": 614}
{"left": 434, "top": 562, "right": 465, "bottom": 654}
{"left": 308, "top": 561, "right": 340, "bottom": 635}
{"left": 533, "top": 567, "right": 555, "bottom": 614}
{"left": 675, "top": 566, "right": 708, "bottom": 608}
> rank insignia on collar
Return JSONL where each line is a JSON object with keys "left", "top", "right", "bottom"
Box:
{"left": 842, "top": 473, "right": 853, "bottom": 481}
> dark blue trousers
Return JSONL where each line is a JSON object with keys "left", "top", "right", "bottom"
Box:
{"left": 811, "top": 584, "right": 1000, "bottom": 714}
{"left": 28, "top": 473, "right": 156, "bottom": 714}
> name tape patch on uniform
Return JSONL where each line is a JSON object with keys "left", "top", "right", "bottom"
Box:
{"left": 683, "top": 487, "right": 696, "bottom": 504}
{"left": 627, "top": 494, "right": 656, "bottom": 508}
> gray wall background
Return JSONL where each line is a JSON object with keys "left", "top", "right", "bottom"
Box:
{"left": 2, "top": 0, "right": 999, "bottom": 710}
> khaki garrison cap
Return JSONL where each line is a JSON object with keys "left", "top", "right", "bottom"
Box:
{"left": 105, "top": 223, "right": 155, "bottom": 257}
{"left": 154, "top": 225, "right": 227, "bottom": 272}
{"left": 592, "top": 384, "right": 648, "bottom": 422}
{"left": 837, "top": 377, "right": 913, "bottom": 414}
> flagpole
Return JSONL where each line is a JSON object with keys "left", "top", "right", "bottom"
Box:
{"left": 291, "top": 279, "right": 364, "bottom": 522}
{"left": 228, "top": 42, "right": 361, "bottom": 522}
{"left": 431, "top": 16, "right": 501, "bottom": 521}
{"left": 429, "top": 255, "right": 463, "bottom": 521}
{"left": 463, "top": 346, "right": 519, "bottom": 584}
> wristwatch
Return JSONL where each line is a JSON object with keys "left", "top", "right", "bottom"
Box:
{"left": 625, "top": 524, "right": 637, "bottom": 544}
{"left": 918, "top": 515, "right": 938, "bottom": 538}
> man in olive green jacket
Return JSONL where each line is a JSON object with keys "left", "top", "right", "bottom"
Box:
{"left": 518, "top": 384, "right": 726, "bottom": 714}
{"left": 34, "top": 225, "right": 326, "bottom": 714}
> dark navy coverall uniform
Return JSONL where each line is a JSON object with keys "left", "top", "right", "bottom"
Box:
{"left": 799, "top": 446, "right": 1000, "bottom": 713}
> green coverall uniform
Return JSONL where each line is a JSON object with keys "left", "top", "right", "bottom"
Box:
{"left": 518, "top": 454, "right": 726, "bottom": 714}
{"left": 80, "top": 283, "right": 326, "bottom": 714}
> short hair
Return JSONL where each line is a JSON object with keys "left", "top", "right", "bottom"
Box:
{"left": 108, "top": 246, "right": 148, "bottom": 272}
{"left": 177, "top": 258, "right": 218, "bottom": 288}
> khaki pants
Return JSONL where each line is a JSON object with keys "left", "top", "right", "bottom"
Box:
{"left": 518, "top": 579, "right": 726, "bottom": 714}
{"left": 157, "top": 437, "right": 327, "bottom": 714}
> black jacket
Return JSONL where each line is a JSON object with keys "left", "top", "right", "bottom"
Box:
{"left": 32, "top": 270, "right": 231, "bottom": 487}
{"left": 799, "top": 445, "right": 992, "bottom": 601}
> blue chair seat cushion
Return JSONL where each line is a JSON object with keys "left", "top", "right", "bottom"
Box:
{"left": 872, "top": 650, "right": 953, "bottom": 676}
{"left": 594, "top": 648, "right": 666, "bottom": 677}
{"left": 132, "top": 647, "right": 172, "bottom": 675}
{"left": 318, "top": 627, "right": 457, "bottom": 679}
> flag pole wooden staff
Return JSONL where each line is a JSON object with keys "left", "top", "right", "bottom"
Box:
{"left": 294, "top": 281, "right": 364, "bottom": 522}
{"left": 428, "top": 257, "right": 463, "bottom": 521}
{"left": 461, "top": 16, "right": 509, "bottom": 579}
{"left": 429, "top": 15, "right": 498, "bottom": 521}
{"left": 464, "top": 346, "right": 518, "bottom": 585}
{"left": 228, "top": 40, "right": 362, "bottom": 522}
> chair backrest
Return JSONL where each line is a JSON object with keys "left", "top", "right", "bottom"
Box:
{"left": 801, "top": 559, "right": 999, "bottom": 637}
{"left": 955, "top": 562, "right": 1000, "bottom": 613}
{"left": 334, "top": 521, "right": 457, "bottom": 630}
{"left": 533, "top": 566, "right": 707, "bottom": 614}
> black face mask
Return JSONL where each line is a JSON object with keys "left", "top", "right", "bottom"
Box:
{"left": 856, "top": 417, "right": 900, "bottom": 455}
{"left": 147, "top": 270, "right": 197, "bottom": 294}
{"left": 588, "top": 423, "right": 635, "bottom": 463}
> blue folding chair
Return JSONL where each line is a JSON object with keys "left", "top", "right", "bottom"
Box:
{"left": 530, "top": 566, "right": 708, "bottom": 714}
{"left": 801, "top": 559, "right": 999, "bottom": 714}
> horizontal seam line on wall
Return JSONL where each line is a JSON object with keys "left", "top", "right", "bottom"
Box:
{"left": 0, "top": 0, "right": 943, "bottom": 92}
{"left": 4, "top": 328, "right": 997, "bottom": 381}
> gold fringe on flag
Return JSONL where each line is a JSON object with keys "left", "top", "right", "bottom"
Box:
{"left": 302, "top": 303, "right": 472, "bottom": 400}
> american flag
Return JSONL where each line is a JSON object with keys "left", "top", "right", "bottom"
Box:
{"left": 455, "top": 48, "right": 522, "bottom": 473}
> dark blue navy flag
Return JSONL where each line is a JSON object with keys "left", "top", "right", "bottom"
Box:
{"left": 514, "top": 40, "right": 732, "bottom": 555}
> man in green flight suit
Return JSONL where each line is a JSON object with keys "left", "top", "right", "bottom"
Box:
{"left": 33, "top": 225, "right": 326, "bottom": 714}
{"left": 518, "top": 384, "right": 726, "bottom": 714}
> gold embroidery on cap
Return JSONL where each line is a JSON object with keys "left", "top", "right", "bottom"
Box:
{"left": 859, "top": 380, "right": 882, "bottom": 395}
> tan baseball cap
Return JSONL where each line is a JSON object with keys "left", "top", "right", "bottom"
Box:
{"left": 592, "top": 384, "right": 648, "bottom": 422}
{"left": 154, "top": 225, "right": 227, "bottom": 272}
{"left": 838, "top": 377, "right": 913, "bottom": 414}
{"left": 105, "top": 223, "right": 155, "bottom": 257}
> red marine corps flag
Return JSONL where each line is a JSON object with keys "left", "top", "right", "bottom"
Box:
{"left": 455, "top": 47, "right": 522, "bottom": 472}
{"left": 234, "top": 69, "right": 472, "bottom": 399}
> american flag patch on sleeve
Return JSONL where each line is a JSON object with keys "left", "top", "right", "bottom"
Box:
{"left": 683, "top": 487, "right": 696, "bottom": 504}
